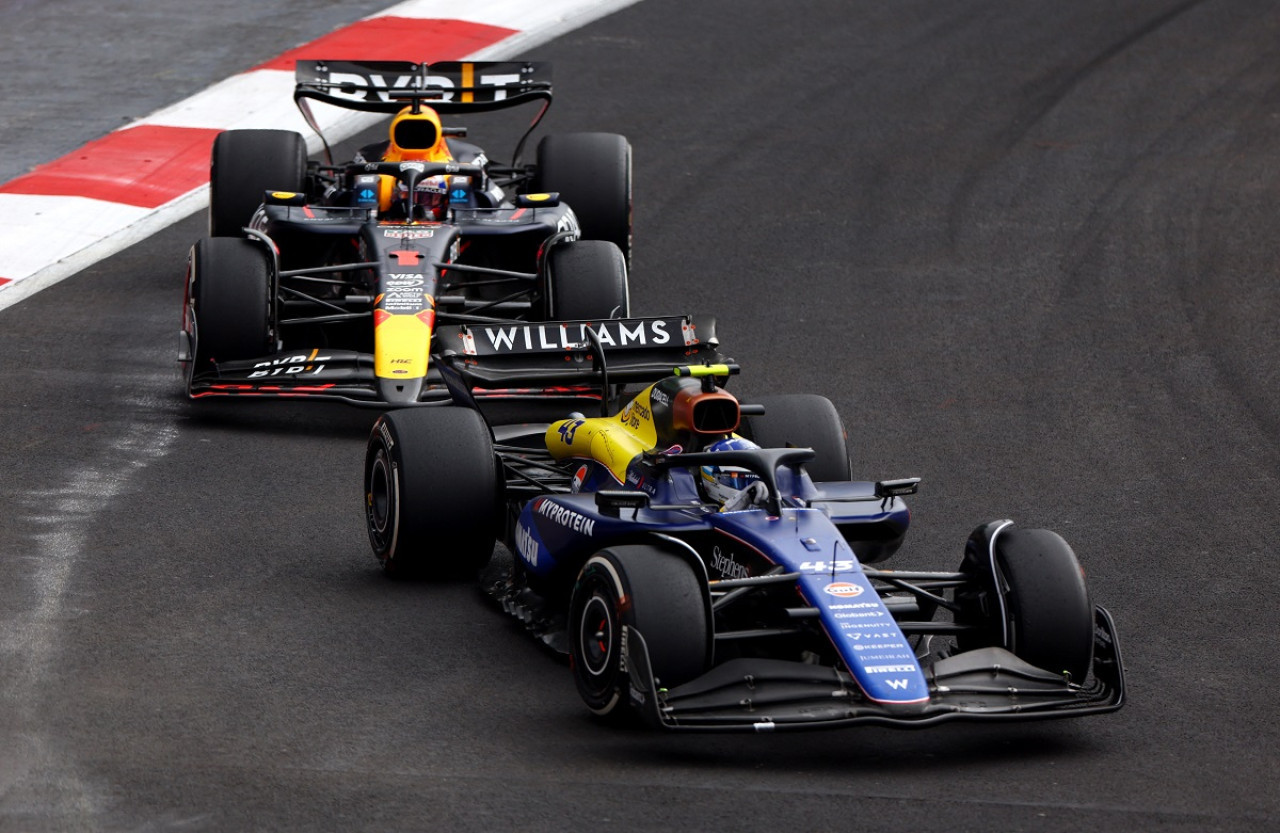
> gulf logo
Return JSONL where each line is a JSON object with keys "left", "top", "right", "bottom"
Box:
{"left": 824, "top": 581, "right": 864, "bottom": 598}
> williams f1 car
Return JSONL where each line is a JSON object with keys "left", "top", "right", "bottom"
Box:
{"left": 361, "top": 337, "right": 1125, "bottom": 731}
{"left": 180, "top": 60, "right": 632, "bottom": 407}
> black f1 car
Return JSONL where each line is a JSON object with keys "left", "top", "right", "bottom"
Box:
{"left": 361, "top": 330, "right": 1126, "bottom": 731}
{"left": 180, "top": 60, "right": 632, "bottom": 407}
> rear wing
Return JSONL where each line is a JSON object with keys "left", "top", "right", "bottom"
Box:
{"left": 294, "top": 60, "right": 551, "bottom": 114}
{"left": 294, "top": 59, "right": 552, "bottom": 166}
{"left": 435, "top": 314, "right": 726, "bottom": 391}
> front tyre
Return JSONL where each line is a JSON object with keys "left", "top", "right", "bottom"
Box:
{"left": 543, "top": 240, "right": 630, "bottom": 321}
{"left": 364, "top": 408, "right": 499, "bottom": 579}
{"left": 569, "top": 545, "right": 710, "bottom": 718}
{"left": 739, "top": 394, "right": 852, "bottom": 481}
{"left": 959, "top": 523, "right": 1095, "bottom": 682}
{"left": 209, "top": 129, "right": 307, "bottom": 237}
{"left": 534, "top": 132, "right": 632, "bottom": 266}
{"left": 188, "top": 237, "right": 274, "bottom": 372}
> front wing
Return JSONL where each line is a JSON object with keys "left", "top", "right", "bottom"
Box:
{"left": 623, "top": 607, "right": 1125, "bottom": 732}
{"left": 186, "top": 314, "right": 723, "bottom": 407}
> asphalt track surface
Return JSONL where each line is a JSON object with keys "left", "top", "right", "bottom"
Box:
{"left": 2, "top": 1, "right": 1279, "bottom": 830}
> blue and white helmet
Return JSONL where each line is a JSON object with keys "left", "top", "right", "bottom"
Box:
{"left": 700, "top": 436, "right": 762, "bottom": 506}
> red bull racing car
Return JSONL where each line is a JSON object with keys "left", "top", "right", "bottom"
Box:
{"left": 180, "top": 60, "right": 632, "bottom": 407}
{"left": 361, "top": 329, "right": 1126, "bottom": 730}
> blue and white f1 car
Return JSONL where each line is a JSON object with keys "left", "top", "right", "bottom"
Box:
{"left": 362, "top": 342, "right": 1125, "bottom": 731}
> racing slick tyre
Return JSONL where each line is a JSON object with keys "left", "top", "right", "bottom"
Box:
{"left": 364, "top": 408, "right": 500, "bottom": 579}
{"left": 533, "top": 132, "right": 633, "bottom": 266}
{"left": 569, "top": 545, "right": 711, "bottom": 720}
{"left": 544, "top": 240, "right": 630, "bottom": 321}
{"left": 210, "top": 129, "right": 307, "bottom": 237}
{"left": 188, "top": 237, "right": 273, "bottom": 370}
{"left": 958, "top": 523, "right": 1094, "bottom": 682}
{"left": 739, "top": 394, "right": 852, "bottom": 482}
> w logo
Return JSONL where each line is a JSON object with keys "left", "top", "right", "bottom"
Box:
{"left": 885, "top": 679, "right": 911, "bottom": 690}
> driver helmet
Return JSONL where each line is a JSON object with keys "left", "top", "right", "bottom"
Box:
{"left": 386, "top": 105, "right": 450, "bottom": 162}
{"left": 700, "top": 436, "right": 762, "bottom": 506}
{"left": 408, "top": 175, "right": 449, "bottom": 220}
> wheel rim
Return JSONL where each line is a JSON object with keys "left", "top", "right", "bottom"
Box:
{"left": 578, "top": 592, "right": 615, "bottom": 680}
{"left": 367, "top": 451, "right": 392, "bottom": 537}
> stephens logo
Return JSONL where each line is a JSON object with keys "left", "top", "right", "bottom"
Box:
{"left": 709, "top": 545, "right": 749, "bottom": 580}
{"left": 823, "top": 581, "right": 864, "bottom": 598}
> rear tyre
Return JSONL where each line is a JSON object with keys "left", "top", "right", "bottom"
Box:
{"left": 189, "top": 237, "right": 273, "bottom": 370}
{"left": 364, "top": 408, "right": 499, "bottom": 579}
{"left": 569, "top": 545, "right": 710, "bottom": 719}
{"left": 959, "top": 523, "right": 1094, "bottom": 682}
{"left": 534, "top": 132, "right": 632, "bottom": 266}
{"left": 739, "top": 394, "right": 852, "bottom": 481}
{"left": 544, "top": 240, "right": 630, "bottom": 321}
{"left": 210, "top": 129, "right": 307, "bottom": 237}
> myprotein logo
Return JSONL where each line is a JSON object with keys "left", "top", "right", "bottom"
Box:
{"left": 537, "top": 499, "right": 595, "bottom": 536}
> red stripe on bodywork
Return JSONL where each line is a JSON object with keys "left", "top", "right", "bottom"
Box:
{"left": 256, "top": 17, "right": 518, "bottom": 70}
{"left": 0, "top": 125, "right": 221, "bottom": 208}
{"left": 0, "top": 278, "right": 11, "bottom": 287}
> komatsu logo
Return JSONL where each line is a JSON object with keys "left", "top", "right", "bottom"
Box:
{"left": 515, "top": 521, "right": 538, "bottom": 566}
